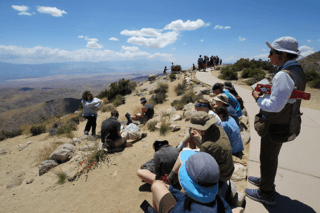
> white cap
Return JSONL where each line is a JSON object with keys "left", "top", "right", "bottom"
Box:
{"left": 266, "top": 36, "right": 300, "bottom": 55}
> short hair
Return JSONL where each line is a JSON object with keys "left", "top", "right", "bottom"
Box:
{"left": 140, "top": 97, "right": 147, "bottom": 103}
{"left": 111, "top": 110, "right": 119, "bottom": 117}
{"left": 82, "top": 90, "right": 93, "bottom": 101}
{"left": 273, "top": 49, "right": 298, "bottom": 61}
{"left": 215, "top": 106, "right": 229, "bottom": 121}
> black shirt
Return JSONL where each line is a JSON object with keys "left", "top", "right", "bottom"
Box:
{"left": 153, "top": 145, "right": 179, "bottom": 177}
{"left": 101, "top": 116, "right": 121, "bottom": 142}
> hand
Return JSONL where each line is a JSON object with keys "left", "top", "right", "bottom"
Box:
{"left": 252, "top": 91, "right": 262, "bottom": 100}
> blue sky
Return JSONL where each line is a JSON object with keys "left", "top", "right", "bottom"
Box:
{"left": 0, "top": 0, "right": 319, "bottom": 72}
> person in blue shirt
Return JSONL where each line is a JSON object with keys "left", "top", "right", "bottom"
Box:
{"left": 151, "top": 151, "right": 233, "bottom": 213}
{"left": 215, "top": 106, "right": 244, "bottom": 156}
{"left": 212, "top": 83, "right": 242, "bottom": 117}
{"left": 213, "top": 94, "right": 239, "bottom": 126}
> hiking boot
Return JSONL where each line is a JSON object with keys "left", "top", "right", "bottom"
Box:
{"left": 125, "top": 112, "right": 133, "bottom": 124}
{"left": 141, "top": 133, "right": 147, "bottom": 139}
{"left": 248, "top": 176, "right": 276, "bottom": 190}
{"left": 245, "top": 188, "right": 276, "bottom": 206}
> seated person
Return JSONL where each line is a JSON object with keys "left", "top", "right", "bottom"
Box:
{"left": 224, "top": 81, "right": 244, "bottom": 110}
{"left": 212, "top": 83, "right": 242, "bottom": 117}
{"left": 151, "top": 151, "right": 233, "bottom": 213}
{"left": 215, "top": 106, "right": 244, "bottom": 156}
{"left": 195, "top": 99, "right": 222, "bottom": 128}
{"left": 101, "top": 110, "right": 147, "bottom": 148}
{"left": 213, "top": 94, "right": 239, "bottom": 126}
{"left": 176, "top": 111, "right": 234, "bottom": 188}
{"left": 126, "top": 97, "right": 154, "bottom": 125}
{"left": 137, "top": 140, "right": 179, "bottom": 185}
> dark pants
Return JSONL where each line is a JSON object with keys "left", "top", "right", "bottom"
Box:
{"left": 84, "top": 115, "right": 97, "bottom": 135}
{"left": 259, "top": 133, "right": 283, "bottom": 197}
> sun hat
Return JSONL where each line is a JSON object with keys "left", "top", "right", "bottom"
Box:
{"left": 153, "top": 140, "right": 169, "bottom": 152}
{"left": 224, "top": 81, "right": 235, "bottom": 90}
{"left": 186, "top": 111, "right": 218, "bottom": 131}
{"left": 266, "top": 36, "right": 300, "bottom": 55}
{"left": 178, "top": 150, "right": 220, "bottom": 203}
{"left": 212, "top": 83, "right": 223, "bottom": 91}
{"left": 213, "top": 94, "right": 229, "bottom": 105}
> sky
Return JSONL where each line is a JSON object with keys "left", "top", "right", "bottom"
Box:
{"left": 0, "top": 0, "right": 320, "bottom": 74}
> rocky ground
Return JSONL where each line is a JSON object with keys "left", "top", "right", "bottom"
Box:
{"left": 0, "top": 69, "right": 251, "bottom": 212}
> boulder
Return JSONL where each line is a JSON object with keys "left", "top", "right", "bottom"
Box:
{"left": 73, "top": 138, "right": 82, "bottom": 145}
{"left": 148, "top": 74, "right": 157, "bottom": 81}
{"left": 231, "top": 163, "right": 247, "bottom": 181}
{"left": 166, "top": 107, "right": 176, "bottom": 115}
{"left": 19, "top": 146, "right": 28, "bottom": 151}
{"left": 240, "top": 131, "right": 251, "bottom": 144}
{"left": 198, "top": 87, "right": 211, "bottom": 95}
{"left": 55, "top": 137, "right": 74, "bottom": 145}
{"left": 64, "top": 162, "right": 79, "bottom": 181}
{"left": 170, "top": 124, "right": 181, "bottom": 132}
{"left": 183, "top": 102, "right": 194, "bottom": 111}
{"left": 170, "top": 114, "right": 182, "bottom": 122}
{"left": 7, "top": 170, "right": 26, "bottom": 188}
{"left": 26, "top": 141, "right": 33, "bottom": 145}
{"left": 79, "top": 142, "right": 96, "bottom": 151}
{"left": 70, "top": 151, "right": 93, "bottom": 162}
{"left": 140, "top": 88, "right": 148, "bottom": 92}
{"left": 39, "top": 160, "right": 58, "bottom": 176}
{"left": 135, "top": 92, "right": 145, "bottom": 97}
{"left": 183, "top": 110, "right": 197, "bottom": 119}
{"left": 49, "top": 144, "right": 76, "bottom": 164}
{"left": 239, "top": 115, "right": 248, "bottom": 125}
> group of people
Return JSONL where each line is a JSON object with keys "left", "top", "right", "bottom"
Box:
{"left": 197, "top": 55, "right": 222, "bottom": 72}
{"left": 81, "top": 36, "right": 306, "bottom": 212}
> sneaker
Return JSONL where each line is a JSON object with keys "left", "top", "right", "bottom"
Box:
{"left": 84, "top": 131, "right": 89, "bottom": 135}
{"left": 248, "top": 176, "right": 276, "bottom": 189}
{"left": 245, "top": 189, "right": 276, "bottom": 206}
{"left": 141, "top": 133, "right": 147, "bottom": 139}
{"left": 248, "top": 176, "right": 261, "bottom": 187}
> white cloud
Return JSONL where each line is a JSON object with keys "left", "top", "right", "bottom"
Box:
{"left": 121, "top": 28, "right": 162, "bottom": 37}
{"left": 214, "top": 25, "right": 231, "bottom": 30}
{"left": 200, "top": 39, "right": 204, "bottom": 42}
{"left": 18, "top": 12, "right": 32, "bottom": 16}
{"left": 164, "top": 19, "right": 205, "bottom": 31}
{"left": 121, "top": 46, "right": 139, "bottom": 52}
{"left": 205, "top": 23, "right": 211, "bottom": 27}
{"left": 126, "top": 31, "right": 179, "bottom": 49}
{"left": 261, "top": 48, "right": 266, "bottom": 52}
{"left": 239, "top": 37, "right": 246, "bottom": 41}
{"left": 253, "top": 53, "right": 269, "bottom": 59}
{"left": 299, "top": 45, "right": 315, "bottom": 57}
{"left": 12, "top": 5, "right": 28, "bottom": 11}
{"left": 0, "top": 45, "right": 173, "bottom": 64}
{"left": 172, "top": 48, "right": 176, "bottom": 50}
{"left": 78, "top": 36, "right": 103, "bottom": 48}
{"left": 307, "top": 40, "right": 311, "bottom": 42}
{"left": 37, "top": 6, "right": 67, "bottom": 17}
{"left": 109, "top": 37, "right": 119, "bottom": 41}
{"left": 78, "top": 35, "right": 84, "bottom": 38}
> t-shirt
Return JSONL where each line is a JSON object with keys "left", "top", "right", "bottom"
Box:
{"left": 101, "top": 117, "right": 120, "bottom": 142}
{"left": 222, "top": 116, "right": 244, "bottom": 154}
{"left": 169, "top": 185, "right": 232, "bottom": 213}
{"left": 209, "top": 110, "right": 223, "bottom": 128}
{"left": 198, "top": 57, "right": 203, "bottom": 64}
{"left": 144, "top": 103, "right": 154, "bottom": 120}
{"left": 226, "top": 105, "right": 239, "bottom": 126}
{"left": 223, "top": 91, "right": 242, "bottom": 117}
{"left": 153, "top": 146, "right": 179, "bottom": 177}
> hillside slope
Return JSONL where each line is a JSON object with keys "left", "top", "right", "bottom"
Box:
{"left": 298, "top": 51, "right": 320, "bottom": 73}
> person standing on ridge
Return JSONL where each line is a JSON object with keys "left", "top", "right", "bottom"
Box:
{"left": 197, "top": 55, "right": 203, "bottom": 71}
{"left": 245, "top": 36, "right": 306, "bottom": 206}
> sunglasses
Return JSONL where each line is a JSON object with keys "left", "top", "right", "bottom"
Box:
{"left": 269, "top": 49, "right": 279, "bottom": 56}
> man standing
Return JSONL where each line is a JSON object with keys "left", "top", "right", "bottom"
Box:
{"left": 245, "top": 36, "right": 306, "bottom": 205}
{"left": 197, "top": 55, "right": 203, "bottom": 71}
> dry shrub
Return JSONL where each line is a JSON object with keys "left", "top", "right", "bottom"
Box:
{"left": 53, "top": 168, "right": 67, "bottom": 184}
{"left": 148, "top": 120, "right": 158, "bottom": 132}
{"left": 159, "top": 112, "right": 170, "bottom": 136}
{"left": 36, "top": 142, "right": 62, "bottom": 163}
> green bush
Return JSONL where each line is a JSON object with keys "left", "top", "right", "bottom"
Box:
{"left": 309, "top": 78, "right": 320, "bottom": 88}
{"left": 147, "top": 120, "right": 158, "bottom": 132}
{"left": 233, "top": 58, "right": 274, "bottom": 72}
{"left": 30, "top": 125, "right": 46, "bottom": 136}
{"left": 158, "top": 82, "right": 169, "bottom": 92}
{"left": 171, "top": 92, "right": 202, "bottom": 109}
{"left": 245, "top": 73, "right": 266, "bottom": 86}
{"left": 0, "top": 135, "right": 5, "bottom": 141}
{"left": 241, "top": 68, "right": 265, "bottom": 79}
{"left": 159, "top": 122, "right": 170, "bottom": 136}
{"left": 0, "top": 129, "right": 22, "bottom": 140}
{"left": 96, "top": 78, "right": 134, "bottom": 101}
{"left": 101, "top": 104, "right": 115, "bottom": 112}
{"left": 169, "top": 73, "right": 176, "bottom": 81}
{"left": 69, "top": 116, "right": 80, "bottom": 124}
{"left": 113, "top": 94, "right": 125, "bottom": 107}
{"left": 220, "top": 67, "right": 238, "bottom": 80}
{"left": 305, "top": 70, "right": 320, "bottom": 82}
{"left": 175, "top": 82, "right": 186, "bottom": 96}
{"left": 151, "top": 93, "right": 166, "bottom": 104}
{"left": 171, "top": 65, "right": 182, "bottom": 71}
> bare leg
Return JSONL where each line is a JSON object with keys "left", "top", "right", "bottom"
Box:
{"left": 137, "top": 169, "right": 156, "bottom": 185}
{"left": 151, "top": 181, "right": 170, "bottom": 212}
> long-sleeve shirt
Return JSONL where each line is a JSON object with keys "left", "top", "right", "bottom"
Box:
{"left": 81, "top": 97, "right": 101, "bottom": 116}
{"left": 257, "top": 60, "right": 297, "bottom": 113}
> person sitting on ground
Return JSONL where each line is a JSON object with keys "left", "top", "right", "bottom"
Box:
{"left": 101, "top": 110, "right": 147, "bottom": 149}
{"left": 213, "top": 94, "right": 239, "bottom": 126}
{"left": 126, "top": 97, "right": 154, "bottom": 125}
{"left": 137, "top": 140, "right": 179, "bottom": 185}
{"left": 151, "top": 151, "right": 233, "bottom": 213}
{"left": 212, "top": 83, "right": 242, "bottom": 117}
{"left": 194, "top": 99, "right": 222, "bottom": 128}
{"left": 176, "top": 111, "right": 234, "bottom": 196}
{"left": 215, "top": 106, "right": 244, "bottom": 157}
{"left": 224, "top": 81, "right": 244, "bottom": 110}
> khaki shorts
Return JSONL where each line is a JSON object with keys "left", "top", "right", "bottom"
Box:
{"left": 159, "top": 193, "right": 176, "bottom": 213}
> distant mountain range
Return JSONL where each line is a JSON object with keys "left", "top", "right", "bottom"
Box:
{"left": 298, "top": 51, "right": 320, "bottom": 73}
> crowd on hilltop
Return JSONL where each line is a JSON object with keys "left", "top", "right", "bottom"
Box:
{"left": 196, "top": 55, "right": 222, "bottom": 72}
